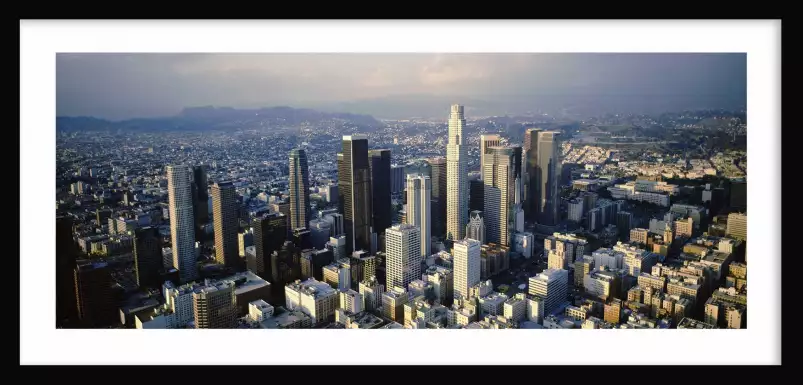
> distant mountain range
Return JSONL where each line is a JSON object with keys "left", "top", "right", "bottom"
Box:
{"left": 56, "top": 106, "right": 380, "bottom": 132}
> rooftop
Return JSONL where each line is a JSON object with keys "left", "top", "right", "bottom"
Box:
{"left": 287, "top": 278, "right": 337, "bottom": 298}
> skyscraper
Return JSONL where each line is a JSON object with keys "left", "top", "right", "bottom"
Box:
{"left": 446, "top": 104, "right": 469, "bottom": 241}
{"left": 166, "top": 165, "right": 197, "bottom": 283}
{"left": 74, "top": 260, "right": 117, "bottom": 328}
{"left": 405, "top": 174, "right": 431, "bottom": 257}
{"left": 483, "top": 146, "right": 522, "bottom": 246}
{"left": 453, "top": 238, "right": 481, "bottom": 301}
{"left": 465, "top": 210, "right": 486, "bottom": 245}
{"left": 428, "top": 157, "right": 448, "bottom": 238}
{"left": 251, "top": 212, "right": 287, "bottom": 280}
{"left": 369, "top": 149, "right": 392, "bottom": 251}
{"left": 528, "top": 268, "right": 569, "bottom": 315}
{"left": 338, "top": 135, "right": 374, "bottom": 255}
{"left": 289, "top": 149, "right": 311, "bottom": 231}
{"left": 133, "top": 227, "right": 163, "bottom": 289}
{"left": 191, "top": 165, "right": 209, "bottom": 242}
{"left": 528, "top": 130, "right": 561, "bottom": 226}
{"left": 212, "top": 181, "right": 240, "bottom": 269}
{"left": 193, "top": 280, "right": 237, "bottom": 329}
{"left": 479, "top": 134, "right": 501, "bottom": 181}
{"left": 524, "top": 128, "right": 540, "bottom": 221}
{"left": 385, "top": 224, "right": 422, "bottom": 291}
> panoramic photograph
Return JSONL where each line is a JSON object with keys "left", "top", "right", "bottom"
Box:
{"left": 55, "top": 53, "right": 748, "bottom": 330}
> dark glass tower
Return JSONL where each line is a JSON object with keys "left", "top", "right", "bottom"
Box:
{"left": 369, "top": 149, "right": 392, "bottom": 251}
{"left": 271, "top": 241, "right": 302, "bottom": 304}
{"left": 470, "top": 178, "right": 485, "bottom": 213}
{"left": 428, "top": 157, "right": 448, "bottom": 238}
{"left": 524, "top": 128, "right": 541, "bottom": 222}
{"left": 289, "top": 149, "right": 311, "bottom": 231}
{"left": 191, "top": 165, "right": 209, "bottom": 242}
{"left": 251, "top": 212, "right": 287, "bottom": 280}
{"left": 133, "top": 227, "right": 163, "bottom": 289}
{"left": 74, "top": 260, "right": 117, "bottom": 328}
{"left": 212, "top": 181, "right": 240, "bottom": 270}
{"left": 338, "top": 135, "right": 373, "bottom": 255}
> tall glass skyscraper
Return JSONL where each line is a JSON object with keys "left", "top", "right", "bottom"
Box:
{"left": 428, "top": 157, "right": 447, "bottom": 239}
{"left": 338, "top": 135, "right": 373, "bottom": 255}
{"left": 212, "top": 181, "right": 240, "bottom": 269}
{"left": 483, "top": 146, "right": 521, "bottom": 246}
{"left": 289, "top": 148, "right": 311, "bottom": 231}
{"left": 369, "top": 149, "right": 392, "bottom": 251}
{"left": 446, "top": 104, "right": 468, "bottom": 241}
{"left": 405, "top": 174, "right": 431, "bottom": 257}
{"left": 525, "top": 129, "right": 561, "bottom": 226}
{"left": 167, "top": 164, "right": 197, "bottom": 283}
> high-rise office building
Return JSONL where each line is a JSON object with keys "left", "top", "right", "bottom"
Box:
{"left": 166, "top": 165, "right": 198, "bottom": 283}
{"left": 251, "top": 212, "right": 287, "bottom": 280}
{"left": 385, "top": 224, "right": 422, "bottom": 291}
{"left": 382, "top": 286, "right": 409, "bottom": 323}
{"left": 525, "top": 129, "right": 561, "bottom": 225}
{"left": 428, "top": 157, "right": 448, "bottom": 238}
{"left": 424, "top": 265, "right": 454, "bottom": 307}
{"left": 483, "top": 146, "right": 522, "bottom": 246}
{"left": 238, "top": 228, "right": 253, "bottom": 258}
{"left": 453, "top": 238, "right": 481, "bottom": 301}
{"left": 322, "top": 213, "right": 344, "bottom": 238}
{"left": 465, "top": 210, "right": 486, "bottom": 245}
{"left": 308, "top": 219, "right": 332, "bottom": 250}
{"left": 56, "top": 216, "right": 78, "bottom": 327}
{"left": 338, "top": 135, "right": 374, "bottom": 255}
{"left": 285, "top": 278, "right": 339, "bottom": 325}
{"left": 212, "top": 181, "right": 240, "bottom": 269}
{"left": 405, "top": 174, "right": 431, "bottom": 257}
{"left": 544, "top": 233, "right": 587, "bottom": 267}
{"left": 191, "top": 165, "right": 209, "bottom": 242}
{"left": 524, "top": 128, "right": 541, "bottom": 221}
{"left": 536, "top": 131, "right": 561, "bottom": 225}
{"left": 726, "top": 212, "right": 747, "bottom": 241}
{"left": 369, "top": 149, "right": 392, "bottom": 251}
{"left": 300, "top": 248, "right": 333, "bottom": 281}
{"left": 74, "top": 260, "right": 117, "bottom": 328}
{"left": 193, "top": 280, "right": 237, "bottom": 329}
{"left": 528, "top": 268, "right": 569, "bottom": 316}
{"left": 133, "top": 227, "right": 163, "bottom": 289}
{"left": 446, "top": 104, "right": 469, "bottom": 241}
{"left": 617, "top": 211, "right": 634, "bottom": 240}
{"left": 730, "top": 180, "right": 747, "bottom": 212}
{"left": 390, "top": 165, "right": 406, "bottom": 195}
{"left": 289, "top": 149, "right": 311, "bottom": 231}
{"left": 271, "top": 241, "right": 302, "bottom": 303}
{"left": 359, "top": 276, "right": 385, "bottom": 314}
{"left": 479, "top": 134, "right": 501, "bottom": 181}
{"left": 469, "top": 177, "right": 485, "bottom": 213}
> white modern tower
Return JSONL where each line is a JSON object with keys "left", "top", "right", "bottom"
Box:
{"left": 453, "top": 238, "right": 481, "bottom": 301}
{"left": 446, "top": 104, "right": 469, "bottom": 241}
{"left": 385, "top": 224, "right": 422, "bottom": 292}
{"left": 166, "top": 165, "right": 197, "bottom": 283}
{"left": 405, "top": 174, "right": 431, "bottom": 258}
{"left": 479, "top": 134, "right": 501, "bottom": 181}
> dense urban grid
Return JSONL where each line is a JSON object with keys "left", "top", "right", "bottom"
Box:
{"left": 56, "top": 104, "right": 747, "bottom": 330}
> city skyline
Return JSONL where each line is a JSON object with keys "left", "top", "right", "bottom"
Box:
{"left": 53, "top": 52, "right": 751, "bottom": 334}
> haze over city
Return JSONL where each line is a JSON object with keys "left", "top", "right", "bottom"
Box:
{"left": 57, "top": 53, "right": 746, "bottom": 120}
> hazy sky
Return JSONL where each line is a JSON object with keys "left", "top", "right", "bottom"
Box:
{"left": 57, "top": 53, "right": 746, "bottom": 120}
